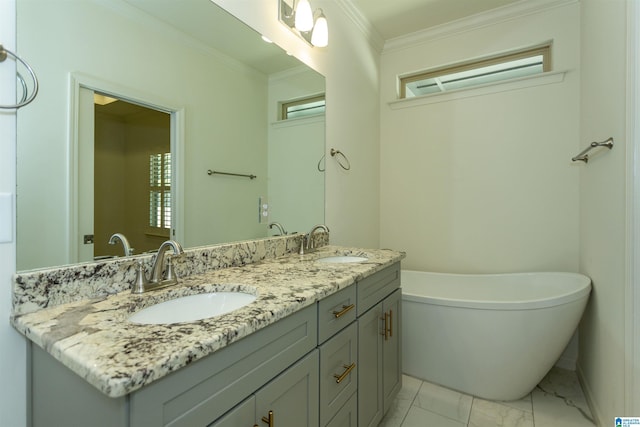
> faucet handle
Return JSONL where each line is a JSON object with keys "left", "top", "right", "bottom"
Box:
{"left": 164, "top": 256, "right": 178, "bottom": 283}
{"left": 132, "top": 261, "right": 149, "bottom": 294}
{"left": 299, "top": 234, "right": 307, "bottom": 255}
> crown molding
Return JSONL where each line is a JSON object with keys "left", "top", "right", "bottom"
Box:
{"left": 332, "top": 0, "right": 385, "bottom": 53}
{"left": 383, "top": 0, "right": 578, "bottom": 54}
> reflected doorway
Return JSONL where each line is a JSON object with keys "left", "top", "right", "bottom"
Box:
{"left": 86, "top": 92, "right": 171, "bottom": 260}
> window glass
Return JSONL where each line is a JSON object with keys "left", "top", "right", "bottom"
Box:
{"left": 401, "top": 45, "right": 550, "bottom": 98}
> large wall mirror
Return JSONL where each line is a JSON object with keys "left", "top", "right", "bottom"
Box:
{"left": 16, "top": 0, "right": 326, "bottom": 271}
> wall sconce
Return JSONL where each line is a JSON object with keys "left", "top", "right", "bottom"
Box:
{"left": 279, "top": 0, "right": 328, "bottom": 47}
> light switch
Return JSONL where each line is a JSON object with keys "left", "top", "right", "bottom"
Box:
{"left": 0, "top": 193, "right": 13, "bottom": 243}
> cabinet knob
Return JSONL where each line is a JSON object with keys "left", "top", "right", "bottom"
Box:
{"left": 261, "top": 410, "right": 274, "bottom": 427}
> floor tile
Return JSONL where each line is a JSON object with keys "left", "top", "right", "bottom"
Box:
{"left": 402, "top": 405, "right": 466, "bottom": 427}
{"left": 498, "top": 394, "right": 533, "bottom": 414}
{"left": 379, "top": 375, "right": 423, "bottom": 427}
{"left": 531, "top": 388, "right": 595, "bottom": 427}
{"left": 388, "top": 369, "right": 594, "bottom": 427}
{"left": 413, "top": 381, "right": 473, "bottom": 424}
{"left": 468, "top": 398, "right": 534, "bottom": 427}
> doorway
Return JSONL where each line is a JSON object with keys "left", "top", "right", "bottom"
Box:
{"left": 71, "top": 74, "right": 182, "bottom": 264}
{"left": 92, "top": 94, "right": 171, "bottom": 258}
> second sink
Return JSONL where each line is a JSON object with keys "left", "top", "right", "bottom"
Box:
{"left": 316, "top": 256, "right": 368, "bottom": 263}
{"left": 129, "top": 291, "right": 257, "bottom": 325}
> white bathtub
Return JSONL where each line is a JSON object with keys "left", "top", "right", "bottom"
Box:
{"left": 401, "top": 270, "right": 591, "bottom": 401}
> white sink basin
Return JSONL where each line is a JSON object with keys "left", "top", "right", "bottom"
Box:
{"left": 317, "top": 256, "right": 368, "bottom": 263}
{"left": 129, "top": 291, "right": 256, "bottom": 324}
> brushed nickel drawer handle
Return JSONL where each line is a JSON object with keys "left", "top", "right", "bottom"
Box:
{"left": 333, "top": 363, "right": 356, "bottom": 384}
{"left": 332, "top": 303, "right": 355, "bottom": 318}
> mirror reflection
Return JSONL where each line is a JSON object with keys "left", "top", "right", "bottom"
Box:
{"left": 16, "top": 0, "right": 326, "bottom": 271}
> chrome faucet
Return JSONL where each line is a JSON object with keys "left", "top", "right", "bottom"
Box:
{"left": 268, "top": 222, "right": 287, "bottom": 236}
{"left": 306, "top": 224, "right": 329, "bottom": 251}
{"left": 108, "top": 233, "right": 133, "bottom": 256}
{"left": 132, "top": 240, "right": 184, "bottom": 294}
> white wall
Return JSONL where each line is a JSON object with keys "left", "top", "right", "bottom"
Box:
{"left": 213, "top": 0, "right": 382, "bottom": 248}
{"left": 267, "top": 68, "right": 325, "bottom": 235}
{"left": 578, "top": 0, "right": 630, "bottom": 423}
{"left": 16, "top": 0, "right": 269, "bottom": 270}
{"left": 379, "top": 2, "right": 581, "bottom": 274}
{"left": 0, "top": 0, "right": 27, "bottom": 424}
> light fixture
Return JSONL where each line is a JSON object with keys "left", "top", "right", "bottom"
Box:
{"left": 279, "top": 0, "right": 329, "bottom": 47}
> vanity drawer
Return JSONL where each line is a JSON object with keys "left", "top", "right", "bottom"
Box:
{"left": 318, "top": 285, "right": 357, "bottom": 344}
{"left": 357, "top": 263, "right": 400, "bottom": 315}
{"left": 129, "top": 304, "right": 317, "bottom": 427}
{"left": 319, "top": 322, "right": 358, "bottom": 426}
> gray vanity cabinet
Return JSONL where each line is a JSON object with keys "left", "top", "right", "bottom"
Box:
{"left": 211, "top": 350, "right": 319, "bottom": 427}
{"left": 27, "top": 262, "right": 402, "bottom": 427}
{"left": 356, "top": 263, "right": 402, "bottom": 427}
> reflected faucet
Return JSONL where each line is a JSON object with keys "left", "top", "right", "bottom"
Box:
{"left": 306, "top": 224, "right": 329, "bottom": 251}
{"left": 132, "top": 240, "right": 184, "bottom": 294}
{"left": 108, "top": 233, "right": 133, "bottom": 256}
{"left": 268, "top": 222, "right": 287, "bottom": 236}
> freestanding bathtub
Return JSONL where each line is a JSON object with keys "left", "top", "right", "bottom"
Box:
{"left": 401, "top": 270, "right": 591, "bottom": 401}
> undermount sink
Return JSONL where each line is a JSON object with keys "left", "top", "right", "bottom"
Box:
{"left": 129, "top": 291, "right": 257, "bottom": 325}
{"left": 316, "top": 256, "right": 368, "bottom": 263}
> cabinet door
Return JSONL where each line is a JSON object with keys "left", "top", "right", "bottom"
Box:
{"left": 319, "top": 323, "right": 357, "bottom": 426}
{"left": 208, "top": 396, "right": 255, "bottom": 427}
{"left": 326, "top": 393, "right": 357, "bottom": 427}
{"left": 382, "top": 289, "right": 402, "bottom": 413}
{"left": 357, "top": 302, "right": 383, "bottom": 427}
{"left": 256, "top": 350, "right": 319, "bottom": 427}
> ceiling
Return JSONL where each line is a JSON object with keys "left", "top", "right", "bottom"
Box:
{"left": 348, "top": 0, "right": 524, "bottom": 40}
{"left": 122, "top": 0, "right": 526, "bottom": 76}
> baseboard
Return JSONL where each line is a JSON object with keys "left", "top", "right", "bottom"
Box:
{"left": 576, "top": 363, "right": 604, "bottom": 427}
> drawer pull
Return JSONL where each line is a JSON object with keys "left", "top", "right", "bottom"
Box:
{"left": 332, "top": 303, "right": 355, "bottom": 318}
{"left": 261, "top": 410, "right": 273, "bottom": 427}
{"left": 389, "top": 309, "right": 393, "bottom": 338}
{"left": 333, "top": 363, "right": 356, "bottom": 384}
{"left": 380, "top": 312, "right": 389, "bottom": 340}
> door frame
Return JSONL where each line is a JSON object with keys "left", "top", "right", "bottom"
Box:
{"left": 68, "top": 73, "right": 185, "bottom": 263}
{"left": 626, "top": 0, "right": 640, "bottom": 415}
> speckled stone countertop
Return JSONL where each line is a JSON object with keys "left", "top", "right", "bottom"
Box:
{"left": 11, "top": 245, "right": 404, "bottom": 398}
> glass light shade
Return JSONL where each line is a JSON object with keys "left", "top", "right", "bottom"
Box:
{"left": 294, "top": 0, "right": 314, "bottom": 32}
{"left": 311, "top": 13, "right": 328, "bottom": 47}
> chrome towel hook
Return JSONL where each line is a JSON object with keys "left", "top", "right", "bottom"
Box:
{"left": 0, "top": 44, "right": 39, "bottom": 109}
{"left": 330, "top": 148, "right": 351, "bottom": 171}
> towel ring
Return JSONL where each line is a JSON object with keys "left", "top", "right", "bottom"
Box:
{"left": 317, "top": 154, "right": 325, "bottom": 172}
{"left": 0, "top": 44, "right": 39, "bottom": 109}
{"left": 330, "top": 148, "right": 351, "bottom": 171}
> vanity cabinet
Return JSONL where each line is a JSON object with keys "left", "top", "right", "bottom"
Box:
{"left": 356, "top": 264, "right": 402, "bottom": 427}
{"left": 211, "top": 350, "right": 319, "bottom": 427}
{"left": 30, "top": 304, "right": 317, "bottom": 427}
{"left": 28, "top": 262, "right": 401, "bottom": 427}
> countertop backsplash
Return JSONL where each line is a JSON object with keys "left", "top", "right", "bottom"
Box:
{"left": 13, "top": 232, "right": 327, "bottom": 315}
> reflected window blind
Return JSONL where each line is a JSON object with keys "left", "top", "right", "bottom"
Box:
{"left": 149, "top": 153, "right": 171, "bottom": 229}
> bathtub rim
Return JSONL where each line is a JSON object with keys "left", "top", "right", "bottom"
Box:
{"left": 400, "top": 270, "right": 592, "bottom": 311}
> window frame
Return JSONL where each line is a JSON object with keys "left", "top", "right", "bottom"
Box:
{"left": 399, "top": 44, "right": 552, "bottom": 99}
{"left": 280, "top": 94, "right": 326, "bottom": 120}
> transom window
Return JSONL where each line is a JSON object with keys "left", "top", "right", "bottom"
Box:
{"left": 281, "top": 94, "right": 326, "bottom": 120}
{"left": 400, "top": 45, "right": 551, "bottom": 99}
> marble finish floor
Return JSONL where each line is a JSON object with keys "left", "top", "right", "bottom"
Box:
{"left": 380, "top": 368, "right": 595, "bottom": 427}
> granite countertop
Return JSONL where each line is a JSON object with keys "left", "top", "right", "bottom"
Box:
{"left": 11, "top": 246, "right": 404, "bottom": 398}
